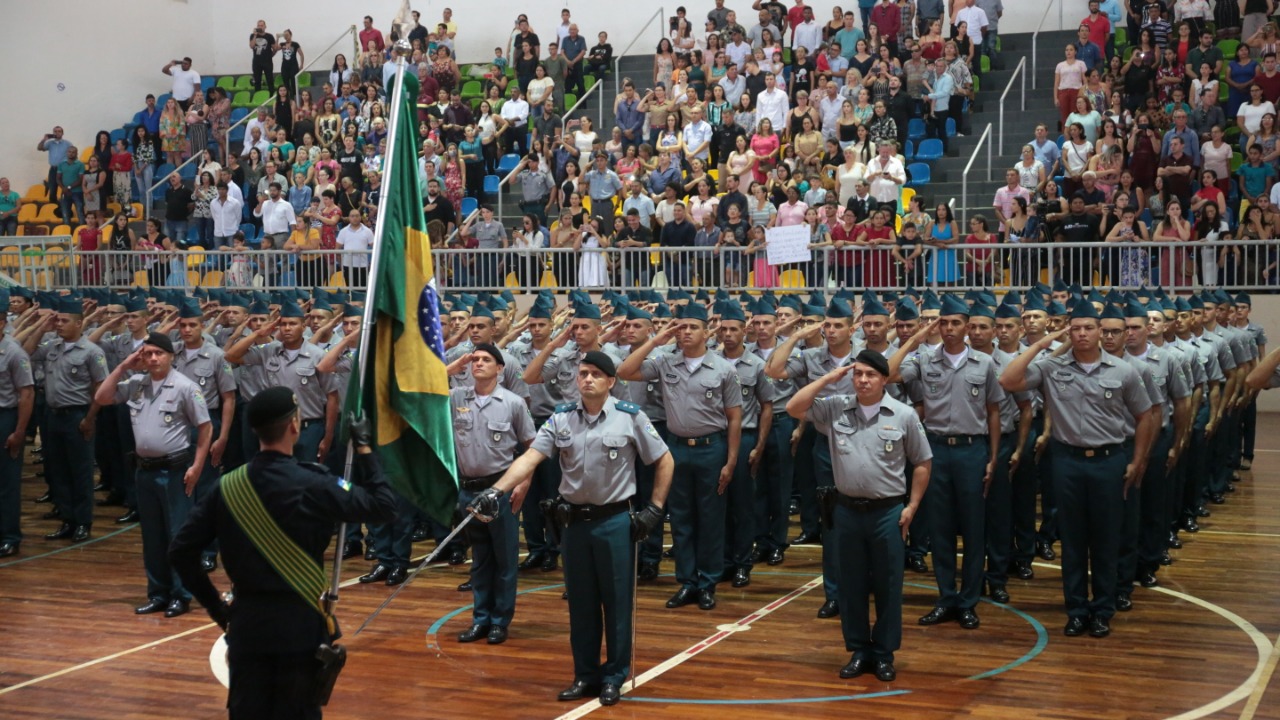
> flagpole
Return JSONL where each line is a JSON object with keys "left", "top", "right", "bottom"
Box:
{"left": 327, "top": 38, "right": 413, "bottom": 607}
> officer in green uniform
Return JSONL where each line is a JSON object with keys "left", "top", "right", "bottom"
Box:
{"left": 889, "top": 295, "right": 1003, "bottom": 629}
{"left": 1000, "top": 302, "right": 1156, "bottom": 638}
{"left": 23, "top": 297, "right": 109, "bottom": 542}
{"left": 470, "top": 351, "right": 673, "bottom": 706}
{"left": 788, "top": 349, "right": 932, "bottom": 683}
{"left": 619, "top": 302, "right": 742, "bottom": 611}
{"left": 0, "top": 290, "right": 35, "bottom": 558}
{"left": 716, "top": 300, "right": 776, "bottom": 587}
{"left": 94, "top": 332, "right": 212, "bottom": 618}
{"left": 747, "top": 298, "right": 800, "bottom": 566}
{"left": 451, "top": 343, "right": 536, "bottom": 645}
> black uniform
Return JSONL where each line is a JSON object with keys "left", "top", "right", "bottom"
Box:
{"left": 171, "top": 449, "right": 396, "bottom": 719}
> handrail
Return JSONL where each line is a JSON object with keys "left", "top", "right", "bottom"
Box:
{"left": 959, "top": 123, "right": 993, "bottom": 223}
{"left": 614, "top": 8, "right": 666, "bottom": 97}
{"left": 1031, "top": 0, "right": 1060, "bottom": 90}
{"left": 998, "top": 56, "right": 1027, "bottom": 156}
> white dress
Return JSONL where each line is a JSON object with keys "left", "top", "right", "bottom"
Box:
{"left": 837, "top": 162, "right": 866, "bottom": 206}
{"left": 574, "top": 130, "right": 598, "bottom": 173}
{"left": 578, "top": 233, "right": 607, "bottom": 286}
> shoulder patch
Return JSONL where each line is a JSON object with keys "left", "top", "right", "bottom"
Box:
{"left": 337, "top": 477, "right": 352, "bottom": 492}
{"left": 554, "top": 402, "right": 578, "bottom": 414}
{"left": 615, "top": 401, "right": 640, "bottom": 415}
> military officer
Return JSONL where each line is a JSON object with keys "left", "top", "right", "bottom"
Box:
{"left": 88, "top": 294, "right": 154, "bottom": 522}
{"left": 469, "top": 351, "right": 672, "bottom": 706}
{"left": 888, "top": 295, "right": 1004, "bottom": 630}
{"left": 94, "top": 332, "right": 212, "bottom": 617}
{"left": 172, "top": 388, "right": 397, "bottom": 718}
{"left": 224, "top": 300, "right": 273, "bottom": 463}
{"left": 450, "top": 343, "right": 536, "bottom": 645}
{"left": 787, "top": 349, "right": 932, "bottom": 683}
{"left": 523, "top": 302, "right": 625, "bottom": 409}
{"left": 619, "top": 303, "right": 742, "bottom": 612}
{"left": 22, "top": 297, "right": 109, "bottom": 542}
{"left": 745, "top": 299, "right": 800, "bottom": 566}
{"left": 1233, "top": 293, "right": 1266, "bottom": 471}
{"left": 0, "top": 290, "right": 35, "bottom": 558}
{"left": 716, "top": 300, "right": 776, "bottom": 587}
{"left": 445, "top": 304, "right": 530, "bottom": 401}
{"left": 1000, "top": 302, "right": 1156, "bottom": 638}
{"left": 1170, "top": 296, "right": 1222, "bottom": 535}
{"left": 225, "top": 300, "right": 336, "bottom": 464}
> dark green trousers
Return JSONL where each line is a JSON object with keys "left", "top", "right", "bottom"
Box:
{"left": 1052, "top": 440, "right": 1130, "bottom": 621}
{"left": 834, "top": 501, "right": 905, "bottom": 663}
{"left": 562, "top": 511, "right": 634, "bottom": 686}
{"left": 984, "top": 432, "right": 1017, "bottom": 590}
{"left": 926, "top": 438, "right": 988, "bottom": 609}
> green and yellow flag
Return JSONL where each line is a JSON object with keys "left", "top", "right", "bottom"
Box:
{"left": 350, "top": 70, "right": 458, "bottom": 526}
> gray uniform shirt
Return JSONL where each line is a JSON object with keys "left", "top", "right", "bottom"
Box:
{"left": 449, "top": 347, "right": 530, "bottom": 402}
{"left": 1118, "top": 354, "right": 1159, "bottom": 436}
{"left": 0, "top": 336, "right": 35, "bottom": 407}
{"left": 1023, "top": 352, "right": 1154, "bottom": 446}
{"left": 238, "top": 341, "right": 330, "bottom": 420}
{"left": 115, "top": 370, "right": 211, "bottom": 457}
{"left": 900, "top": 345, "right": 1005, "bottom": 435}
{"left": 639, "top": 347, "right": 743, "bottom": 438}
{"left": 507, "top": 340, "right": 556, "bottom": 418}
{"left": 749, "top": 341, "right": 800, "bottom": 409}
{"left": 604, "top": 342, "right": 668, "bottom": 424}
{"left": 1126, "top": 344, "right": 1191, "bottom": 428}
{"left": 783, "top": 344, "right": 856, "bottom": 399}
{"left": 806, "top": 393, "right": 933, "bottom": 499}
{"left": 531, "top": 398, "right": 669, "bottom": 505}
{"left": 32, "top": 336, "right": 108, "bottom": 408}
{"left": 173, "top": 341, "right": 237, "bottom": 411}
{"left": 720, "top": 350, "right": 777, "bottom": 431}
{"left": 990, "top": 348, "right": 1033, "bottom": 435}
{"left": 450, "top": 385, "right": 536, "bottom": 477}
{"left": 541, "top": 344, "right": 626, "bottom": 405}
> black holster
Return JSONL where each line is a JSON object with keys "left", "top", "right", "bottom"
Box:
{"left": 541, "top": 496, "right": 567, "bottom": 547}
{"left": 816, "top": 486, "right": 838, "bottom": 531}
{"left": 313, "top": 642, "right": 347, "bottom": 705}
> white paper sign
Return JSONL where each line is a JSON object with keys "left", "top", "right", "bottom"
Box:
{"left": 765, "top": 225, "right": 812, "bottom": 266}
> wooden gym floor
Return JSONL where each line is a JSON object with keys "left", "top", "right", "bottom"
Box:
{"left": 2, "top": 418, "right": 1280, "bottom": 720}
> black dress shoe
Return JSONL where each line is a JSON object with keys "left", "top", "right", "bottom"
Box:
{"left": 906, "top": 556, "right": 929, "bottom": 574}
{"left": 1064, "top": 617, "right": 1087, "bottom": 636}
{"left": 44, "top": 523, "right": 72, "bottom": 540}
{"left": 599, "top": 683, "right": 621, "bottom": 706}
{"left": 1138, "top": 572, "right": 1159, "bottom": 588}
{"left": 638, "top": 562, "right": 658, "bottom": 581}
{"left": 135, "top": 598, "right": 169, "bottom": 615}
{"left": 1226, "top": 482, "right": 1236, "bottom": 493}
{"left": 789, "top": 498, "right": 799, "bottom": 515}
{"left": 457, "top": 624, "right": 491, "bottom": 643}
{"left": 458, "top": 580, "right": 473, "bottom": 591}
{"left": 200, "top": 556, "right": 217, "bottom": 573}
{"left": 1159, "top": 551, "right": 1173, "bottom": 566}
{"left": 71, "top": 525, "right": 90, "bottom": 543}
{"left": 96, "top": 493, "right": 124, "bottom": 507}
{"left": 1116, "top": 592, "right": 1133, "bottom": 612}
{"left": 662, "top": 547, "right": 675, "bottom": 558}
{"left": 487, "top": 625, "right": 508, "bottom": 644}
{"left": 749, "top": 547, "right": 765, "bottom": 563}
{"left": 731, "top": 568, "right": 751, "bottom": 587}
{"left": 411, "top": 524, "right": 430, "bottom": 542}
{"left": 697, "top": 590, "right": 717, "bottom": 610}
{"left": 557, "top": 680, "right": 600, "bottom": 701}
{"left": 541, "top": 553, "right": 559, "bottom": 572}
{"left": 1195, "top": 506, "right": 1211, "bottom": 518}
{"left": 1210, "top": 493, "right": 1226, "bottom": 505}
{"left": 1241, "top": 459, "right": 1253, "bottom": 470}
{"left": 666, "top": 587, "right": 696, "bottom": 608}
{"left": 364, "top": 547, "right": 376, "bottom": 561}
{"left": 358, "top": 564, "right": 391, "bottom": 583}
{"left": 561, "top": 591, "right": 568, "bottom": 600}
{"left": 1183, "top": 517, "right": 1200, "bottom": 533}
{"left": 115, "top": 509, "right": 139, "bottom": 524}
{"left": 164, "top": 598, "right": 190, "bottom": 618}
{"left": 1012, "top": 561, "right": 1034, "bottom": 580}
{"left": 1089, "top": 616, "right": 1111, "bottom": 638}
{"left": 342, "top": 541, "right": 362, "bottom": 560}
{"left": 874, "top": 660, "right": 897, "bottom": 682}
{"left": 792, "top": 531, "right": 822, "bottom": 545}
{"left": 817, "top": 599, "right": 840, "bottom": 618}
{"left": 1035, "top": 540, "right": 1056, "bottom": 561}
{"left": 448, "top": 546, "right": 468, "bottom": 565}
{"left": 958, "top": 608, "right": 980, "bottom": 629}
{"left": 35, "top": 492, "right": 50, "bottom": 504}
{"left": 93, "top": 482, "right": 107, "bottom": 492}
{"left": 767, "top": 548, "right": 785, "bottom": 565}
{"left": 839, "top": 656, "right": 866, "bottom": 678}
{"left": 386, "top": 567, "right": 408, "bottom": 585}
{"left": 990, "top": 585, "right": 1010, "bottom": 604}
{"left": 518, "top": 552, "right": 546, "bottom": 571}
{"left": 919, "top": 607, "right": 958, "bottom": 625}
{"left": 1167, "top": 532, "right": 1183, "bottom": 549}
{"left": 0, "top": 542, "right": 18, "bottom": 558}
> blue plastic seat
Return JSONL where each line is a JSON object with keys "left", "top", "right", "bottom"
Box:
{"left": 915, "top": 138, "right": 944, "bottom": 162}
{"left": 460, "top": 196, "right": 478, "bottom": 218}
{"left": 907, "top": 118, "right": 927, "bottom": 142}
{"left": 496, "top": 154, "right": 521, "bottom": 177}
{"left": 483, "top": 175, "right": 501, "bottom": 195}
{"left": 905, "top": 162, "right": 931, "bottom": 188}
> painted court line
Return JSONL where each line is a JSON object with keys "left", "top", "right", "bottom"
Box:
{"left": 0, "top": 523, "right": 139, "bottom": 569}
{"left": 552, "top": 575, "right": 824, "bottom": 720}
{"left": 1238, "top": 631, "right": 1280, "bottom": 720}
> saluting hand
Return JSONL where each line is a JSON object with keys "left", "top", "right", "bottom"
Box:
{"left": 446, "top": 352, "right": 473, "bottom": 376}
{"left": 121, "top": 347, "right": 146, "bottom": 372}
{"left": 654, "top": 321, "right": 680, "bottom": 345}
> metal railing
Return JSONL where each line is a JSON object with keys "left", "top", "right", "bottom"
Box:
{"left": 959, "top": 123, "right": 994, "bottom": 223}
{"left": 3, "top": 241, "right": 1277, "bottom": 294}
{"left": 997, "top": 57, "right": 1027, "bottom": 156}
{"left": 614, "top": 8, "right": 667, "bottom": 97}
{"left": 1031, "top": 0, "right": 1063, "bottom": 91}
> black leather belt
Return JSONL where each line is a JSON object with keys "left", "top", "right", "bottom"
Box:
{"left": 1051, "top": 440, "right": 1127, "bottom": 459}
{"left": 460, "top": 472, "right": 504, "bottom": 491}
{"left": 671, "top": 430, "right": 725, "bottom": 447}
{"left": 49, "top": 404, "right": 90, "bottom": 415}
{"left": 137, "top": 450, "right": 193, "bottom": 471}
{"left": 837, "top": 493, "right": 906, "bottom": 512}
{"left": 926, "top": 432, "right": 985, "bottom": 446}
{"left": 301, "top": 418, "right": 324, "bottom": 427}
{"left": 565, "top": 499, "right": 630, "bottom": 525}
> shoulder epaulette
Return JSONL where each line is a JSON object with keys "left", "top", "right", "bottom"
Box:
{"left": 554, "top": 402, "right": 578, "bottom": 414}
{"left": 615, "top": 401, "right": 640, "bottom": 415}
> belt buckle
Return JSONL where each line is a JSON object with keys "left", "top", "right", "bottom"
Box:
{"left": 852, "top": 498, "right": 869, "bottom": 511}
{"left": 687, "top": 438, "right": 697, "bottom": 447}
{"left": 946, "top": 437, "right": 958, "bottom": 446}
{"left": 1084, "top": 449, "right": 1096, "bottom": 458}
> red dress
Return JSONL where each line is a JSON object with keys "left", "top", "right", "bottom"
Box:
{"left": 444, "top": 161, "right": 464, "bottom": 217}
{"left": 78, "top": 226, "right": 103, "bottom": 285}
{"left": 861, "top": 224, "right": 893, "bottom": 288}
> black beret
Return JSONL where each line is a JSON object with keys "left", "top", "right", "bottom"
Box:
{"left": 581, "top": 350, "right": 617, "bottom": 378}
{"left": 143, "top": 331, "right": 174, "bottom": 355}
{"left": 471, "top": 342, "right": 505, "bottom": 365}
{"left": 248, "top": 386, "right": 300, "bottom": 430}
{"left": 854, "top": 349, "right": 890, "bottom": 377}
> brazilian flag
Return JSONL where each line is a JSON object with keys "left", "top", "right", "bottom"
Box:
{"left": 349, "top": 69, "right": 458, "bottom": 526}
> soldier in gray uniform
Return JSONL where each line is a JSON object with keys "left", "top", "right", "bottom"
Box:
{"left": 0, "top": 290, "right": 35, "bottom": 558}
{"left": 224, "top": 300, "right": 273, "bottom": 464}
{"left": 1204, "top": 289, "right": 1255, "bottom": 494}
{"left": 88, "top": 294, "right": 153, "bottom": 522}
{"left": 1000, "top": 302, "right": 1156, "bottom": 639}
{"left": 619, "top": 302, "right": 742, "bottom": 612}
{"left": 451, "top": 343, "right": 537, "bottom": 645}
{"left": 22, "top": 297, "right": 109, "bottom": 542}
{"left": 225, "top": 300, "right": 336, "bottom": 464}
{"left": 469, "top": 351, "right": 672, "bottom": 706}
{"left": 788, "top": 349, "right": 932, "bottom": 683}
{"left": 94, "top": 332, "right": 212, "bottom": 618}
{"left": 1233, "top": 293, "right": 1267, "bottom": 470}
{"left": 445, "top": 304, "right": 530, "bottom": 402}
{"left": 1170, "top": 296, "right": 1221, "bottom": 536}
{"left": 747, "top": 298, "right": 801, "bottom": 566}
{"left": 715, "top": 300, "right": 776, "bottom": 588}
{"left": 523, "top": 302, "right": 625, "bottom": 409}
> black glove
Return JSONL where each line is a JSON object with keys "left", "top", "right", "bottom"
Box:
{"left": 347, "top": 412, "right": 372, "bottom": 448}
{"left": 209, "top": 600, "right": 231, "bottom": 631}
{"left": 467, "top": 487, "right": 503, "bottom": 522}
{"left": 630, "top": 502, "right": 664, "bottom": 543}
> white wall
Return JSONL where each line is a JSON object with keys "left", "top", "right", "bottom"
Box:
{"left": 0, "top": 0, "right": 1085, "bottom": 193}
{"left": 1247, "top": 296, "right": 1280, "bottom": 413}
